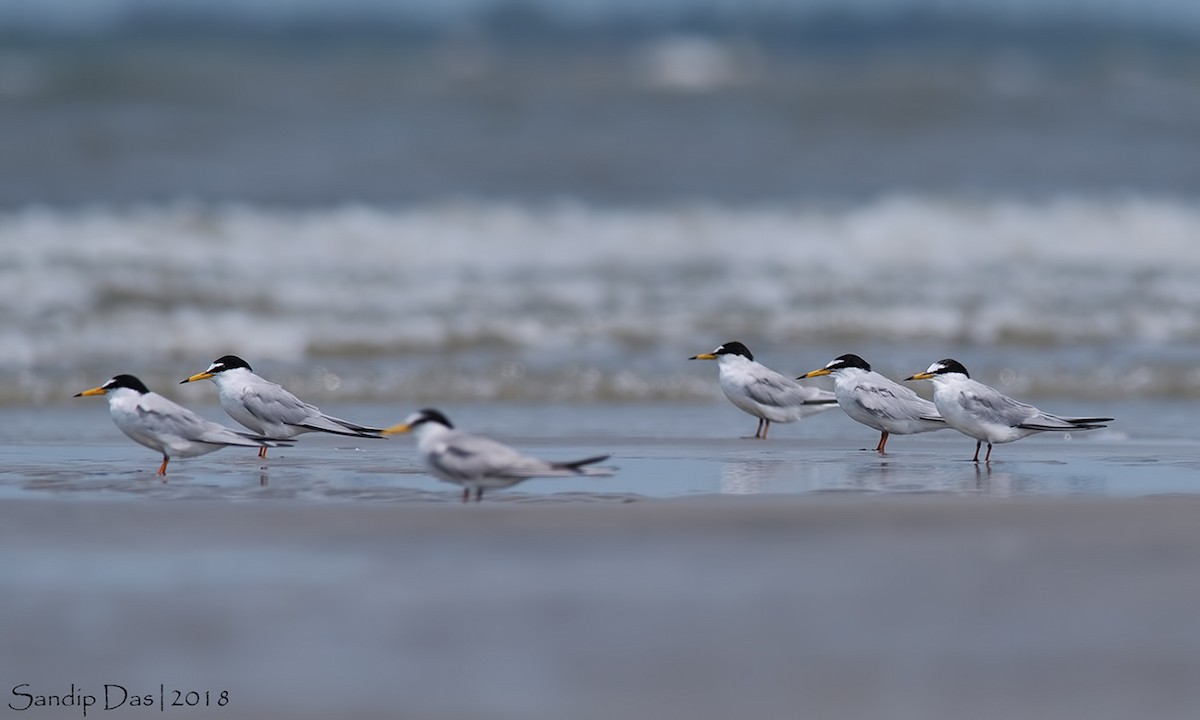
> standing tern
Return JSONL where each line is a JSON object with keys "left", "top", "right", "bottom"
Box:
{"left": 75, "top": 374, "right": 285, "bottom": 475}
{"left": 383, "top": 408, "right": 613, "bottom": 502}
{"left": 801, "top": 353, "right": 946, "bottom": 453}
{"left": 689, "top": 341, "right": 837, "bottom": 439}
{"left": 905, "top": 359, "right": 1113, "bottom": 462}
{"left": 182, "top": 355, "right": 383, "bottom": 458}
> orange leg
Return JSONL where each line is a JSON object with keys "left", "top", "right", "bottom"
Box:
{"left": 157, "top": 455, "right": 170, "bottom": 476}
{"left": 876, "top": 431, "right": 890, "bottom": 454}
{"left": 972, "top": 441, "right": 982, "bottom": 462}
{"left": 258, "top": 446, "right": 268, "bottom": 459}
{"left": 984, "top": 443, "right": 994, "bottom": 463}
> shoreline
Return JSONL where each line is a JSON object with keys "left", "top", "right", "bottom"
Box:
{"left": 5, "top": 494, "right": 1200, "bottom": 719}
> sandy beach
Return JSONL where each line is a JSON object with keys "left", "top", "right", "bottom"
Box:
{"left": 5, "top": 7, "right": 1200, "bottom": 717}
{"left": 5, "top": 493, "right": 1200, "bottom": 720}
{"left": 2, "top": 400, "right": 1199, "bottom": 719}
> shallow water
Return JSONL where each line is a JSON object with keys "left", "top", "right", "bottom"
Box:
{"left": 5, "top": 10, "right": 1200, "bottom": 717}
{"left": 5, "top": 402, "right": 1200, "bottom": 720}
{"left": 2, "top": 399, "right": 1193, "bottom": 503}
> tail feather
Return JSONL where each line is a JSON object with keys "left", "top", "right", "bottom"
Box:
{"left": 328, "top": 417, "right": 386, "bottom": 435}
{"left": 549, "top": 453, "right": 614, "bottom": 475}
{"left": 233, "top": 431, "right": 295, "bottom": 447}
{"left": 299, "top": 422, "right": 384, "bottom": 439}
{"left": 552, "top": 454, "right": 612, "bottom": 472}
{"left": 1018, "top": 420, "right": 1110, "bottom": 432}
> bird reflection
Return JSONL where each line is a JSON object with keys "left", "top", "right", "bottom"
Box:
{"left": 719, "top": 459, "right": 788, "bottom": 494}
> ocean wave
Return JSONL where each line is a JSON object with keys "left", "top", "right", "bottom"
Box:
{"left": 5, "top": 195, "right": 1200, "bottom": 403}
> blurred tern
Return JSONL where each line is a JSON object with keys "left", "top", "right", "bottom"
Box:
{"left": 75, "top": 374, "right": 285, "bottom": 475}
{"left": 801, "top": 353, "right": 946, "bottom": 453}
{"left": 905, "top": 359, "right": 1113, "bottom": 462}
{"left": 383, "top": 408, "right": 613, "bottom": 502}
{"left": 182, "top": 355, "right": 383, "bottom": 458}
{"left": 689, "top": 341, "right": 837, "bottom": 439}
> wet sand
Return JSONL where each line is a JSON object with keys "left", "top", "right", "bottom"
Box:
{"left": 5, "top": 495, "right": 1200, "bottom": 719}
{"left": 4, "top": 401, "right": 1200, "bottom": 718}
{"left": 0, "top": 400, "right": 1193, "bottom": 501}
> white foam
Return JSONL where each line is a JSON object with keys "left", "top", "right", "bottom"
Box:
{"left": 4, "top": 195, "right": 1199, "bottom": 402}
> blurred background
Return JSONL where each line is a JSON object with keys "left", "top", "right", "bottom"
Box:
{"left": 7, "top": 7, "right": 1200, "bottom": 720}
{"left": 3, "top": 0, "right": 1200, "bottom": 405}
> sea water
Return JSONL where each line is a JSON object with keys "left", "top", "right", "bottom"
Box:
{"left": 5, "top": 9, "right": 1200, "bottom": 720}
{"left": 4, "top": 197, "right": 1200, "bottom": 406}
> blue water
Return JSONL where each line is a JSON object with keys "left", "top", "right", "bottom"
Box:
{"left": 5, "top": 198, "right": 1200, "bottom": 405}
{"left": 3, "top": 401, "right": 1195, "bottom": 503}
{"left": 0, "top": 2, "right": 1198, "bottom": 206}
{"left": 4, "top": 0, "right": 1200, "bottom": 34}
{"left": 5, "top": 11, "right": 1200, "bottom": 719}
{"left": 2, "top": 0, "right": 1197, "bottom": 407}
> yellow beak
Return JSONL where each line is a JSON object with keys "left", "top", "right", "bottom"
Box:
{"left": 800, "top": 368, "right": 831, "bottom": 379}
{"left": 689, "top": 353, "right": 717, "bottom": 360}
{"left": 74, "top": 386, "right": 108, "bottom": 397}
{"left": 905, "top": 372, "right": 935, "bottom": 381}
{"left": 182, "top": 371, "right": 214, "bottom": 383}
{"left": 382, "top": 422, "right": 413, "bottom": 437}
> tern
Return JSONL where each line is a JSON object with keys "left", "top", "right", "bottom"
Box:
{"left": 689, "top": 341, "right": 837, "bottom": 439}
{"left": 801, "top": 353, "right": 946, "bottom": 453}
{"left": 182, "top": 355, "right": 383, "bottom": 458}
{"left": 905, "top": 359, "right": 1112, "bottom": 462}
{"left": 75, "top": 374, "right": 285, "bottom": 475}
{"left": 383, "top": 408, "right": 613, "bottom": 502}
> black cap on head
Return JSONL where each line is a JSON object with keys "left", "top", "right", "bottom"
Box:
{"left": 210, "top": 355, "right": 252, "bottom": 373}
{"left": 930, "top": 358, "right": 970, "bottom": 377}
{"left": 411, "top": 408, "right": 454, "bottom": 429}
{"left": 713, "top": 342, "right": 753, "bottom": 361}
{"left": 828, "top": 354, "right": 871, "bottom": 372}
{"left": 105, "top": 374, "right": 151, "bottom": 394}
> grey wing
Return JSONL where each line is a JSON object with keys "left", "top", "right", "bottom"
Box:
{"left": 851, "top": 380, "right": 940, "bottom": 422}
{"left": 959, "top": 387, "right": 1040, "bottom": 428}
{"left": 242, "top": 385, "right": 380, "bottom": 435}
{"left": 430, "top": 432, "right": 593, "bottom": 479}
{"left": 429, "top": 432, "right": 552, "bottom": 480}
{"left": 1019, "top": 408, "right": 1106, "bottom": 430}
{"left": 241, "top": 385, "right": 321, "bottom": 427}
{"left": 745, "top": 370, "right": 834, "bottom": 408}
{"left": 138, "top": 396, "right": 262, "bottom": 446}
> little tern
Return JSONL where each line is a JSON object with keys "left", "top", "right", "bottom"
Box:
{"left": 905, "top": 359, "right": 1112, "bottom": 462}
{"left": 383, "top": 408, "right": 613, "bottom": 502}
{"left": 182, "top": 355, "right": 383, "bottom": 458}
{"left": 689, "top": 341, "right": 837, "bottom": 439}
{"left": 801, "top": 353, "right": 945, "bottom": 453}
{"left": 75, "top": 374, "right": 284, "bottom": 475}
